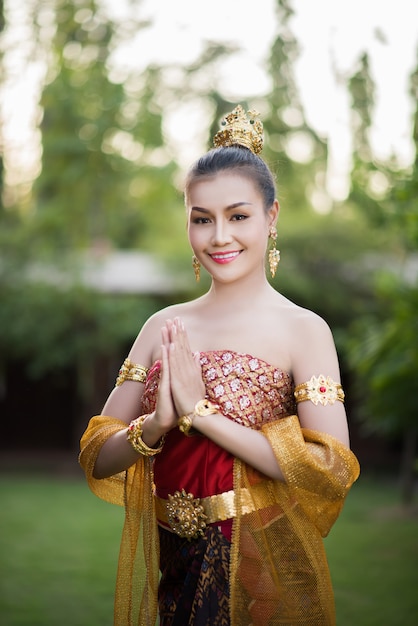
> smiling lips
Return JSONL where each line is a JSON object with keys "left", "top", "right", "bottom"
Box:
{"left": 209, "top": 251, "right": 242, "bottom": 264}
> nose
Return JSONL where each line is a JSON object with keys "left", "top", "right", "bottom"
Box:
{"left": 211, "top": 219, "right": 233, "bottom": 246}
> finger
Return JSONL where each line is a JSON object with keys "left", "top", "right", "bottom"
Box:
{"left": 163, "top": 319, "right": 174, "bottom": 342}
{"left": 159, "top": 344, "right": 169, "bottom": 387}
{"left": 168, "top": 320, "right": 183, "bottom": 356}
{"left": 173, "top": 316, "right": 184, "bottom": 331}
{"left": 158, "top": 345, "right": 175, "bottom": 409}
{"left": 173, "top": 317, "right": 192, "bottom": 354}
{"left": 161, "top": 325, "right": 170, "bottom": 349}
{"left": 160, "top": 342, "right": 168, "bottom": 366}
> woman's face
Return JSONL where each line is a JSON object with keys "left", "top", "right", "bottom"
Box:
{"left": 186, "top": 172, "right": 278, "bottom": 284}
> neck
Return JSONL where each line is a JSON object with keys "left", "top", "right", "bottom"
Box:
{"left": 204, "top": 271, "right": 275, "bottom": 311}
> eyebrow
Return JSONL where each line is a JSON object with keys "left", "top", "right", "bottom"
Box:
{"left": 190, "top": 202, "right": 252, "bottom": 213}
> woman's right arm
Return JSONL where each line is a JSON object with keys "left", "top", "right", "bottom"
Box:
{"left": 92, "top": 315, "right": 177, "bottom": 479}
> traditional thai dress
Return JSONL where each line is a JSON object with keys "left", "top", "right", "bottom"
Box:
{"left": 79, "top": 350, "right": 360, "bottom": 626}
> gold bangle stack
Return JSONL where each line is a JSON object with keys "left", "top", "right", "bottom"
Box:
{"left": 116, "top": 358, "right": 148, "bottom": 386}
{"left": 294, "top": 375, "right": 345, "bottom": 406}
{"left": 178, "top": 399, "right": 220, "bottom": 436}
{"left": 127, "top": 414, "right": 164, "bottom": 456}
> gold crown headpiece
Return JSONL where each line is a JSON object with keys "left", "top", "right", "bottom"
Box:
{"left": 213, "top": 105, "right": 264, "bottom": 155}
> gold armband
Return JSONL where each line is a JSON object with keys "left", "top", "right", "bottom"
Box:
{"left": 178, "top": 399, "right": 220, "bottom": 436}
{"left": 294, "top": 375, "right": 345, "bottom": 406}
{"left": 127, "top": 414, "right": 164, "bottom": 456}
{"left": 116, "top": 358, "right": 148, "bottom": 386}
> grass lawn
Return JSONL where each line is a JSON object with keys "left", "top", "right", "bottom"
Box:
{"left": 0, "top": 471, "right": 417, "bottom": 625}
{"left": 326, "top": 475, "right": 418, "bottom": 626}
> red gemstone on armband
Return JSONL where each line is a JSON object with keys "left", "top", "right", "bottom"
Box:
{"left": 319, "top": 386, "right": 327, "bottom": 393}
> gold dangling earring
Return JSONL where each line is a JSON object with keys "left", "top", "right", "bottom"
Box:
{"left": 192, "top": 255, "right": 201, "bottom": 282}
{"left": 268, "top": 226, "right": 281, "bottom": 278}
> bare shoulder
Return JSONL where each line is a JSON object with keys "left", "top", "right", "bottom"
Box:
{"left": 280, "top": 301, "right": 339, "bottom": 382}
{"left": 288, "top": 304, "right": 333, "bottom": 340}
{"left": 270, "top": 292, "right": 332, "bottom": 338}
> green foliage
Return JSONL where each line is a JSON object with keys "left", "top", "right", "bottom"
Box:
{"left": 349, "top": 52, "right": 375, "bottom": 161}
{"left": 0, "top": 280, "right": 160, "bottom": 378}
{"left": 263, "top": 6, "right": 328, "bottom": 216}
{"left": 0, "top": 0, "right": 416, "bottom": 456}
{"left": 0, "top": 0, "right": 191, "bottom": 388}
{"left": 347, "top": 278, "right": 418, "bottom": 435}
{"left": 274, "top": 207, "right": 383, "bottom": 328}
{"left": 345, "top": 44, "right": 418, "bottom": 462}
{"left": 31, "top": 0, "right": 184, "bottom": 255}
{"left": 0, "top": 0, "right": 4, "bottom": 33}
{"left": 388, "top": 161, "right": 418, "bottom": 251}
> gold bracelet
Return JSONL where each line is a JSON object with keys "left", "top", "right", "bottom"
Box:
{"left": 178, "top": 413, "right": 194, "bottom": 436}
{"left": 178, "top": 399, "right": 220, "bottom": 436}
{"left": 116, "top": 358, "right": 148, "bottom": 386}
{"left": 294, "top": 375, "right": 345, "bottom": 406}
{"left": 127, "top": 414, "right": 164, "bottom": 456}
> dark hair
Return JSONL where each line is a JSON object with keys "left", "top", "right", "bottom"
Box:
{"left": 184, "top": 146, "right": 276, "bottom": 210}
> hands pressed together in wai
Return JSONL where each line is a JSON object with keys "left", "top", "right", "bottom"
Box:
{"left": 153, "top": 317, "right": 206, "bottom": 434}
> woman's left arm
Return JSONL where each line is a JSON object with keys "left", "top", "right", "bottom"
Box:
{"left": 290, "top": 311, "right": 350, "bottom": 448}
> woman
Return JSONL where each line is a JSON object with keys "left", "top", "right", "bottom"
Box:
{"left": 79, "top": 105, "right": 360, "bottom": 626}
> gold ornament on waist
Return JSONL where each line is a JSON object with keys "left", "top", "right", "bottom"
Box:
{"left": 155, "top": 481, "right": 284, "bottom": 539}
{"left": 213, "top": 105, "right": 264, "bottom": 155}
{"left": 294, "top": 375, "right": 345, "bottom": 406}
{"left": 166, "top": 490, "right": 207, "bottom": 539}
{"left": 116, "top": 357, "right": 148, "bottom": 386}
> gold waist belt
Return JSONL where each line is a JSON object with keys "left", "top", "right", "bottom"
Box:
{"left": 154, "top": 482, "right": 278, "bottom": 540}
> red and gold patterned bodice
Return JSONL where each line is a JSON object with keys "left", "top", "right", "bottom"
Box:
{"left": 141, "top": 351, "right": 295, "bottom": 502}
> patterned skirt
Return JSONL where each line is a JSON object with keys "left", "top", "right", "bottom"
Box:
{"left": 158, "top": 525, "right": 231, "bottom": 626}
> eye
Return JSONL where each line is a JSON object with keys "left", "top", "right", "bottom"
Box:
{"left": 231, "top": 214, "right": 248, "bottom": 221}
{"left": 192, "top": 216, "right": 211, "bottom": 224}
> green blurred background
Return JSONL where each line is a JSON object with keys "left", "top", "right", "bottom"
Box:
{"left": 0, "top": 1, "right": 417, "bottom": 624}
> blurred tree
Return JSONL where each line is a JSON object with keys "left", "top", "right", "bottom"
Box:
{"left": 348, "top": 280, "right": 418, "bottom": 503}
{"left": 349, "top": 52, "right": 374, "bottom": 163}
{"left": 255, "top": 0, "right": 381, "bottom": 337}
{"left": 263, "top": 0, "right": 329, "bottom": 215}
{"left": 32, "top": 0, "right": 184, "bottom": 257}
{"left": 0, "top": 1, "right": 245, "bottom": 438}
{"left": 346, "top": 52, "right": 418, "bottom": 503}
{"left": 390, "top": 58, "right": 418, "bottom": 253}
{"left": 0, "top": 0, "right": 4, "bottom": 214}
{"left": 0, "top": 0, "right": 187, "bottom": 442}
{"left": 348, "top": 52, "right": 391, "bottom": 228}
{"left": 1, "top": 0, "right": 416, "bottom": 465}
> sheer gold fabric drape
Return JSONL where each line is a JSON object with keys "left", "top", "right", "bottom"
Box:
{"left": 79, "top": 416, "right": 159, "bottom": 626}
{"left": 229, "top": 415, "right": 360, "bottom": 625}
{"left": 80, "top": 414, "right": 359, "bottom": 626}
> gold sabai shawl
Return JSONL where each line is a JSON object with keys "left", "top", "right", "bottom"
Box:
{"left": 79, "top": 414, "right": 360, "bottom": 626}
